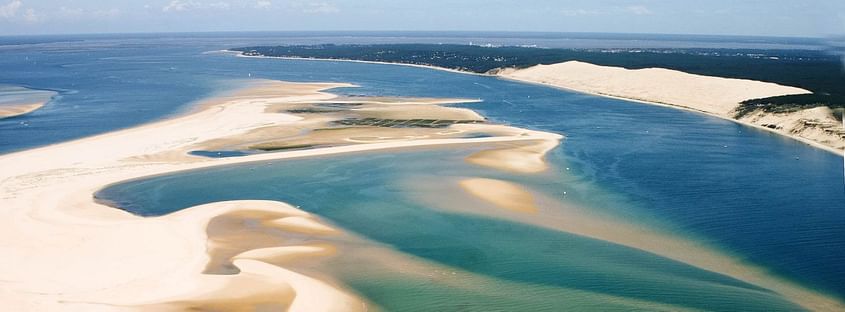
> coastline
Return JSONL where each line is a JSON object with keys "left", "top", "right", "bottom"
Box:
{"left": 234, "top": 50, "right": 843, "bottom": 155}
{"left": 0, "top": 80, "right": 560, "bottom": 310}
{"left": 498, "top": 73, "right": 845, "bottom": 155}
{"left": 230, "top": 51, "right": 492, "bottom": 77}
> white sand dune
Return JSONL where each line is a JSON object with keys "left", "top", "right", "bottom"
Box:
{"left": 499, "top": 61, "right": 844, "bottom": 153}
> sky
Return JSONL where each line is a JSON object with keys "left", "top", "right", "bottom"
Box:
{"left": 0, "top": 0, "right": 844, "bottom": 37}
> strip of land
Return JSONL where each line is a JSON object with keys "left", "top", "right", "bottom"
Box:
{"left": 0, "top": 80, "right": 560, "bottom": 310}
{"left": 498, "top": 61, "right": 845, "bottom": 153}
{"left": 232, "top": 46, "right": 844, "bottom": 154}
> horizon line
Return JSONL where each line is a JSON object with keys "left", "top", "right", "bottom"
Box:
{"left": 0, "top": 30, "right": 831, "bottom": 40}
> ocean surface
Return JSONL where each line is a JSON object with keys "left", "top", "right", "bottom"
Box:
{"left": 2, "top": 33, "right": 844, "bottom": 310}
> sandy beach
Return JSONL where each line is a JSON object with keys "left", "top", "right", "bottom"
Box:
{"left": 498, "top": 61, "right": 845, "bottom": 153}
{"left": 0, "top": 80, "right": 560, "bottom": 310}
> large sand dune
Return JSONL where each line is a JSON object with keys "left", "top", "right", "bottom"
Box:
{"left": 498, "top": 61, "right": 844, "bottom": 153}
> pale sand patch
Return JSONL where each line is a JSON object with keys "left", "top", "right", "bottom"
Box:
{"left": 352, "top": 104, "right": 484, "bottom": 121}
{"left": 204, "top": 208, "right": 338, "bottom": 274}
{"left": 465, "top": 137, "right": 561, "bottom": 173}
{"left": 266, "top": 216, "right": 340, "bottom": 235}
{"left": 437, "top": 176, "right": 845, "bottom": 312}
{"left": 0, "top": 102, "right": 46, "bottom": 119}
{"left": 330, "top": 95, "right": 481, "bottom": 106}
{"left": 458, "top": 178, "right": 537, "bottom": 213}
{"left": 235, "top": 244, "right": 338, "bottom": 265}
{"left": 0, "top": 79, "right": 559, "bottom": 310}
{"left": 250, "top": 124, "right": 520, "bottom": 149}
{"left": 499, "top": 61, "right": 845, "bottom": 153}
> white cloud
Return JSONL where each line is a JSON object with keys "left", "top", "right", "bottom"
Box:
{"left": 290, "top": 1, "right": 338, "bottom": 14}
{"left": 0, "top": 0, "right": 22, "bottom": 19}
{"left": 92, "top": 8, "right": 121, "bottom": 18}
{"left": 560, "top": 8, "right": 600, "bottom": 17}
{"left": 162, "top": 0, "right": 234, "bottom": 12}
{"left": 162, "top": 0, "right": 201, "bottom": 12}
{"left": 57, "top": 6, "right": 121, "bottom": 19}
{"left": 208, "top": 1, "right": 230, "bottom": 9}
{"left": 255, "top": 0, "right": 271, "bottom": 9}
{"left": 22, "top": 7, "right": 39, "bottom": 22}
{"left": 626, "top": 5, "right": 652, "bottom": 15}
{"left": 58, "top": 6, "right": 84, "bottom": 17}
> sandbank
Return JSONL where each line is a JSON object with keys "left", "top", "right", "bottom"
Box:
{"left": 0, "top": 79, "right": 560, "bottom": 310}
{"left": 0, "top": 86, "right": 57, "bottom": 119}
{"left": 418, "top": 176, "right": 845, "bottom": 311}
{"left": 458, "top": 178, "right": 538, "bottom": 213}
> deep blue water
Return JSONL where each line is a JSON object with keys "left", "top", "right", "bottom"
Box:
{"left": 3, "top": 33, "right": 845, "bottom": 309}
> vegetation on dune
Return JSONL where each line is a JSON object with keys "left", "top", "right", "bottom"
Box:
{"left": 737, "top": 94, "right": 845, "bottom": 119}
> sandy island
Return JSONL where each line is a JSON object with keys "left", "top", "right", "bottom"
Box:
{"left": 0, "top": 80, "right": 560, "bottom": 310}
{"left": 498, "top": 61, "right": 845, "bottom": 153}
{"left": 0, "top": 85, "right": 57, "bottom": 119}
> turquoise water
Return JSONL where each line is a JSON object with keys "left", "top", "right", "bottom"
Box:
{"left": 98, "top": 148, "right": 804, "bottom": 311}
{"left": 4, "top": 33, "right": 845, "bottom": 309}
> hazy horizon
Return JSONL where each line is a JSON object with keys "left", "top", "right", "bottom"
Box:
{"left": 1, "top": 0, "right": 843, "bottom": 37}
{"left": 0, "top": 30, "right": 835, "bottom": 40}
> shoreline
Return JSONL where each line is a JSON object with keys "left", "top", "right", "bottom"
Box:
{"left": 230, "top": 51, "right": 492, "bottom": 77}
{"left": 499, "top": 74, "right": 845, "bottom": 155}
{"left": 233, "top": 51, "right": 843, "bottom": 155}
{"left": 0, "top": 80, "right": 561, "bottom": 310}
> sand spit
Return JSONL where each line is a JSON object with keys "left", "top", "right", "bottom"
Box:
{"left": 0, "top": 80, "right": 561, "bottom": 311}
{"left": 0, "top": 86, "right": 57, "bottom": 119}
{"left": 498, "top": 61, "right": 844, "bottom": 153}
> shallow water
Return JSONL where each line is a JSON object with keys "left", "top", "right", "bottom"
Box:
{"left": 4, "top": 33, "right": 845, "bottom": 309}
{"left": 97, "top": 148, "right": 805, "bottom": 311}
